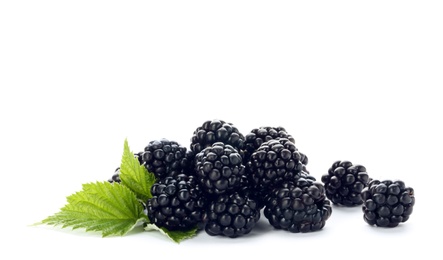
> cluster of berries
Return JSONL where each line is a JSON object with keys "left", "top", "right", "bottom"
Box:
{"left": 109, "top": 119, "right": 415, "bottom": 237}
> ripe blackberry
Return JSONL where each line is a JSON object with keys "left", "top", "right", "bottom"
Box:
{"left": 243, "top": 126, "right": 295, "bottom": 163}
{"left": 247, "top": 138, "right": 304, "bottom": 193}
{"left": 264, "top": 177, "right": 332, "bottom": 233}
{"left": 321, "top": 161, "right": 370, "bottom": 206}
{"left": 205, "top": 192, "right": 260, "bottom": 238}
{"left": 142, "top": 139, "right": 193, "bottom": 179}
{"left": 147, "top": 174, "right": 206, "bottom": 231}
{"left": 361, "top": 179, "right": 415, "bottom": 227}
{"left": 194, "top": 142, "right": 245, "bottom": 195}
{"left": 190, "top": 119, "right": 245, "bottom": 154}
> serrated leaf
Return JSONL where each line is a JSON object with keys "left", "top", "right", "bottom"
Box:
{"left": 144, "top": 223, "right": 197, "bottom": 243}
{"left": 120, "top": 139, "right": 156, "bottom": 202}
{"left": 40, "top": 181, "right": 148, "bottom": 237}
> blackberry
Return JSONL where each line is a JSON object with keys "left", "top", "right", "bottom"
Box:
{"left": 321, "top": 161, "right": 370, "bottom": 206}
{"left": 147, "top": 174, "right": 206, "bottom": 231}
{"left": 243, "top": 126, "right": 295, "bottom": 163}
{"left": 245, "top": 171, "right": 315, "bottom": 210}
{"left": 190, "top": 119, "right": 245, "bottom": 154}
{"left": 361, "top": 179, "right": 415, "bottom": 227}
{"left": 264, "top": 177, "right": 332, "bottom": 233}
{"left": 194, "top": 142, "right": 245, "bottom": 195}
{"left": 142, "top": 139, "right": 193, "bottom": 179}
{"left": 247, "top": 138, "right": 304, "bottom": 193}
{"left": 205, "top": 192, "right": 260, "bottom": 238}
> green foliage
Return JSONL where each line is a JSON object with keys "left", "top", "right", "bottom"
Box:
{"left": 41, "top": 181, "right": 147, "bottom": 237}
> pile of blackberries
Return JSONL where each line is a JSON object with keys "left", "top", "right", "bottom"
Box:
{"left": 109, "top": 119, "right": 415, "bottom": 238}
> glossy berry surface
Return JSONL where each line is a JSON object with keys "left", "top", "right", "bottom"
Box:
{"left": 264, "top": 177, "right": 332, "bottom": 233}
{"left": 321, "top": 160, "right": 370, "bottom": 206}
{"left": 243, "top": 126, "right": 295, "bottom": 163}
{"left": 108, "top": 168, "right": 121, "bottom": 184}
{"left": 205, "top": 192, "right": 260, "bottom": 238}
{"left": 247, "top": 138, "right": 304, "bottom": 193}
{"left": 190, "top": 119, "right": 245, "bottom": 154}
{"left": 142, "top": 139, "right": 193, "bottom": 179}
{"left": 194, "top": 142, "right": 245, "bottom": 195}
{"left": 147, "top": 174, "right": 206, "bottom": 231}
{"left": 361, "top": 179, "right": 415, "bottom": 227}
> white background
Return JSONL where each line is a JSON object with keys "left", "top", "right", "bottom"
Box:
{"left": 1, "top": 1, "right": 442, "bottom": 259}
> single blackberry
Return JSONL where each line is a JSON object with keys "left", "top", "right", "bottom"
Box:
{"left": 247, "top": 138, "right": 304, "bottom": 193}
{"left": 190, "top": 119, "right": 245, "bottom": 154}
{"left": 147, "top": 174, "right": 206, "bottom": 231}
{"left": 142, "top": 139, "right": 193, "bottom": 179}
{"left": 321, "top": 161, "right": 370, "bottom": 206}
{"left": 361, "top": 179, "right": 415, "bottom": 227}
{"left": 264, "top": 177, "right": 332, "bottom": 233}
{"left": 194, "top": 142, "right": 245, "bottom": 195}
{"left": 243, "top": 126, "right": 295, "bottom": 163}
{"left": 205, "top": 192, "right": 260, "bottom": 238}
{"left": 108, "top": 168, "right": 121, "bottom": 183}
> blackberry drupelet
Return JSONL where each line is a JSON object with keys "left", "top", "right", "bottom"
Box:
{"left": 108, "top": 168, "right": 121, "bottom": 183}
{"left": 134, "top": 151, "right": 144, "bottom": 165}
{"left": 205, "top": 192, "right": 260, "bottom": 238}
{"left": 361, "top": 179, "right": 415, "bottom": 227}
{"left": 264, "top": 177, "right": 332, "bottom": 233}
{"left": 147, "top": 174, "right": 206, "bottom": 231}
{"left": 321, "top": 161, "right": 369, "bottom": 206}
{"left": 142, "top": 139, "right": 193, "bottom": 179}
{"left": 190, "top": 119, "right": 245, "bottom": 154}
{"left": 194, "top": 142, "right": 245, "bottom": 195}
{"left": 299, "top": 152, "right": 309, "bottom": 174}
{"left": 247, "top": 138, "right": 304, "bottom": 193}
{"left": 238, "top": 175, "right": 267, "bottom": 209}
{"left": 243, "top": 126, "right": 295, "bottom": 163}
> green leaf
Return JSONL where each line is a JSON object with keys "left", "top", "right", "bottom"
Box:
{"left": 40, "top": 181, "right": 148, "bottom": 237}
{"left": 144, "top": 223, "right": 197, "bottom": 243}
{"left": 120, "top": 139, "right": 156, "bottom": 201}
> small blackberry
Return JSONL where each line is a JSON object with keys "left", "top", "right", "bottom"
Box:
{"left": 142, "top": 139, "right": 193, "bottom": 179}
{"left": 205, "top": 192, "right": 260, "bottom": 238}
{"left": 147, "top": 174, "right": 206, "bottom": 231}
{"left": 321, "top": 161, "right": 370, "bottom": 206}
{"left": 264, "top": 177, "right": 332, "bottom": 233}
{"left": 243, "top": 126, "right": 295, "bottom": 163}
{"left": 247, "top": 138, "right": 304, "bottom": 193}
{"left": 361, "top": 179, "right": 415, "bottom": 227}
{"left": 190, "top": 119, "right": 245, "bottom": 154}
{"left": 194, "top": 142, "right": 245, "bottom": 195}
